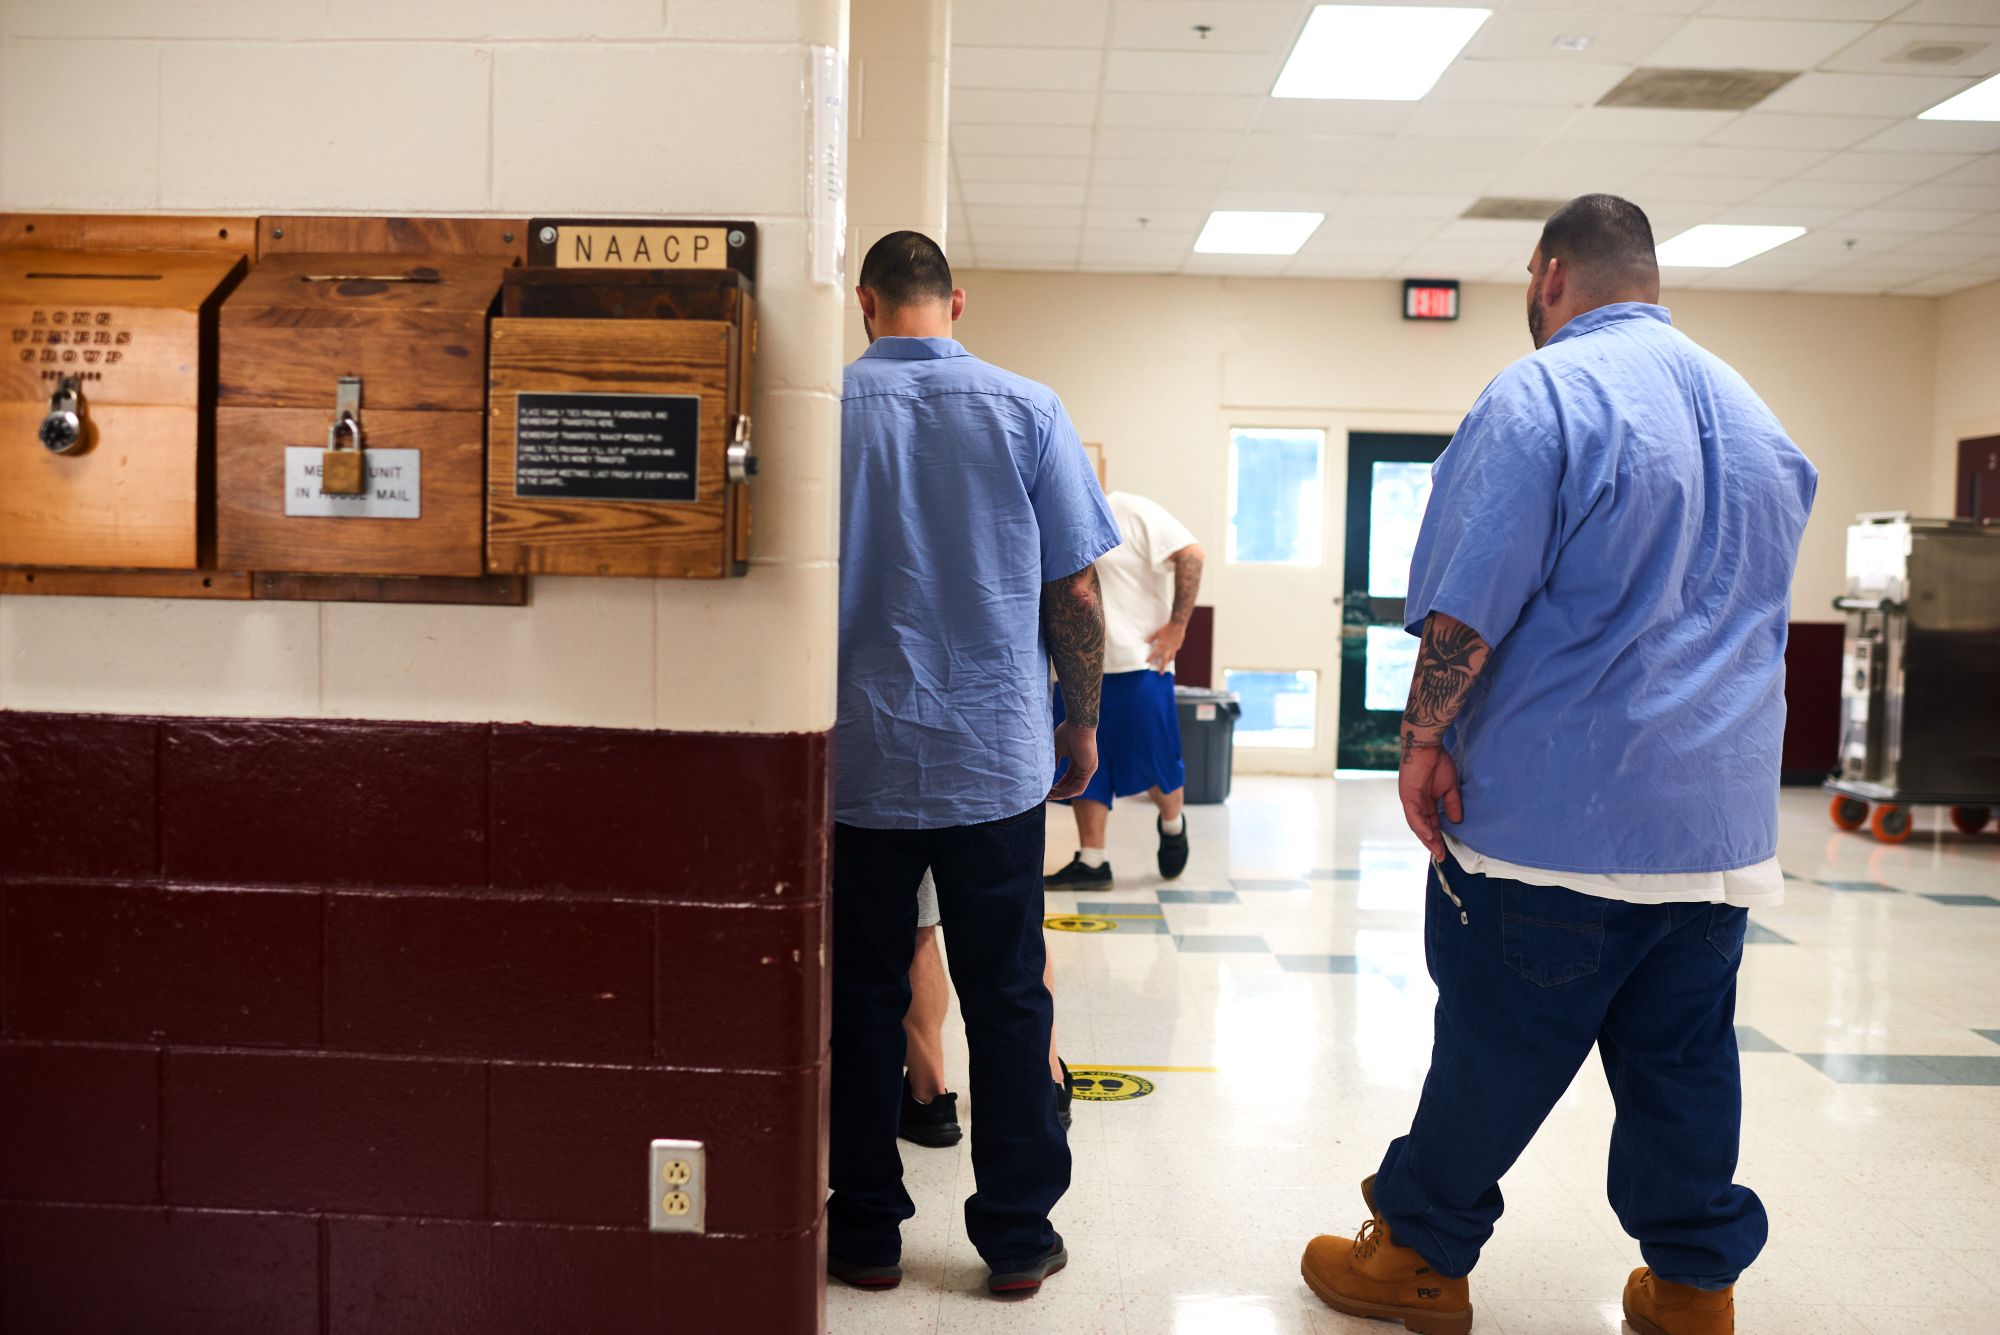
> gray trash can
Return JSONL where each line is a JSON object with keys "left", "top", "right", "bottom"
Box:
{"left": 1176, "top": 686, "right": 1242, "bottom": 805}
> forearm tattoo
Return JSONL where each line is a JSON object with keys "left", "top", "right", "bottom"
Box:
{"left": 1169, "top": 548, "right": 1203, "bottom": 624}
{"left": 1043, "top": 566, "right": 1106, "bottom": 727}
{"left": 1403, "top": 613, "right": 1491, "bottom": 737}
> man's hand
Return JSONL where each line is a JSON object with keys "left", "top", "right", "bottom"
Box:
{"left": 1144, "top": 621, "right": 1186, "bottom": 673}
{"left": 1049, "top": 722, "right": 1099, "bottom": 800}
{"left": 1399, "top": 741, "right": 1464, "bottom": 861}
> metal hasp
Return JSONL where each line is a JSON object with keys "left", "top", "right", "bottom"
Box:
{"left": 321, "top": 374, "right": 366, "bottom": 495}
{"left": 39, "top": 375, "right": 85, "bottom": 455}
{"left": 1828, "top": 513, "right": 2000, "bottom": 807}
{"left": 648, "top": 1139, "right": 707, "bottom": 1234}
{"left": 727, "top": 413, "right": 758, "bottom": 484}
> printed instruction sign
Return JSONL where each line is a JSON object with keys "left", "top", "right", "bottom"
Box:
{"left": 514, "top": 392, "right": 701, "bottom": 503}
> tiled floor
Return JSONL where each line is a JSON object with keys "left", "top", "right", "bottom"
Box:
{"left": 826, "top": 777, "right": 2000, "bottom": 1335}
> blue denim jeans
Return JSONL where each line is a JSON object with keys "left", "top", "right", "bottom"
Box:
{"left": 1374, "top": 854, "right": 1768, "bottom": 1290}
{"left": 827, "top": 807, "right": 1070, "bottom": 1271}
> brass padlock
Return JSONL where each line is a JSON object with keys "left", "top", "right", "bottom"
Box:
{"left": 322, "top": 375, "right": 365, "bottom": 495}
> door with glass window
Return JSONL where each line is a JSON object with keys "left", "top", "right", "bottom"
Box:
{"left": 1336, "top": 432, "right": 1453, "bottom": 769}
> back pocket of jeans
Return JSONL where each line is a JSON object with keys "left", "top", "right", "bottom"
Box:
{"left": 1707, "top": 905, "right": 1748, "bottom": 963}
{"left": 1501, "top": 884, "right": 1606, "bottom": 988}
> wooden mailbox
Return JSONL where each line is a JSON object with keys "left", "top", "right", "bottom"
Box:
{"left": 214, "top": 253, "right": 507, "bottom": 577}
{"left": 0, "top": 247, "right": 246, "bottom": 569}
{"left": 486, "top": 267, "right": 755, "bottom": 578}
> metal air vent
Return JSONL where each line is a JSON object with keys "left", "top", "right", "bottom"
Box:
{"left": 1461, "top": 197, "right": 1569, "bottom": 222}
{"left": 1597, "top": 67, "right": 1797, "bottom": 112}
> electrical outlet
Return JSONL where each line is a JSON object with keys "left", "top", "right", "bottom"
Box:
{"left": 649, "top": 1139, "right": 707, "bottom": 1234}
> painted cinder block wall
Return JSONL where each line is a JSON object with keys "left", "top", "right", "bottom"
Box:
{"left": 0, "top": 0, "right": 854, "bottom": 1330}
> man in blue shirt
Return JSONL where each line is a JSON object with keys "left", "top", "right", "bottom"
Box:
{"left": 829, "top": 231, "right": 1120, "bottom": 1298}
{"left": 1301, "top": 196, "right": 1816, "bottom": 1335}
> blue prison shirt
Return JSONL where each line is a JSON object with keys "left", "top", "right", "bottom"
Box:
{"left": 1407, "top": 303, "right": 1818, "bottom": 874}
{"left": 837, "top": 337, "right": 1121, "bottom": 830}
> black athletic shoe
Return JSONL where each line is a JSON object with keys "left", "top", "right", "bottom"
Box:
{"left": 1156, "top": 816, "right": 1190, "bottom": 879}
{"left": 828, "top": 1254, "right": 903, "bottom": 1290}
{"left": 1057, "top": 1058, "right": 1074, "bottom": 1131}
{"left": 988, "top": 1236, "right": 1068, "bottom": 1296}
{"left": 1044, "top": 854, "right": 1112, "bottom": 887}
{"left": 897, "top": 1080, "right": 962, "bottom": 1148}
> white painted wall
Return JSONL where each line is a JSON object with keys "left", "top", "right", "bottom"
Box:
{"left": 1933, "top": 278, "right": 2000, "bottom": 515}
{"left": 0, "top": 0, "right": 849, "bottom": 732}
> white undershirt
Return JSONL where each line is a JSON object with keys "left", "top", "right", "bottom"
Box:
{"left": 1445, "top": 834, "right": 1786, "bottom": 908}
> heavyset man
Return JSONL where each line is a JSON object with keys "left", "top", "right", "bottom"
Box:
{"left": 830, "top": 230, "right": 1119, "bottom": 1298}
{"left": 1300, "top": 195, "right": 1817, "bottom": 1335}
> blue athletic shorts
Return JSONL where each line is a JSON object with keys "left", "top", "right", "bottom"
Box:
{"left": 1053, "top": 669, "right": 1186, "bottom": 807}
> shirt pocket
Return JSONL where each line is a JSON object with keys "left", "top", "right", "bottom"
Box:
{"left": 1501, "top": 883, "right": 1606, "bottom": 988}
{"left": 1706, "top": 905, "right": 1748, "bottom": 964}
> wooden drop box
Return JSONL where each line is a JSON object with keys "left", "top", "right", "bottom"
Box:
{"left": 215, "top": 253, "right": 508, "bottom": 577}
{"left": 486, "top": 268, "right": 755, "bottom": 578}
{"left": 0, "top": 248, "right": 246, "bottom": 569}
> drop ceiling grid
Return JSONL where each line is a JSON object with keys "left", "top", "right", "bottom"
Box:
{"left": 944, "top": 0, "right": 2000, "bottom": 294}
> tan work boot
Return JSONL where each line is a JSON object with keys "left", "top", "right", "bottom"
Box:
{"left": 1300, "top": 1186, "right": 1472, "bottom": 1335}
{"left": 1623, "top": 1266, "right": 1734, "bottom": 1335}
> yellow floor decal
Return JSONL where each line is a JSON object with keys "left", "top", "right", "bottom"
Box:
{"left": 1044, "top": 913, "right": 1163, "bottom": 932}
{"left": 1067, "top": 1069, "right": 1156, "bottom": 1101}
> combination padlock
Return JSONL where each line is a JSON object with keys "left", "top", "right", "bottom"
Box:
{"left": 39, "top": 375, "right": 86, "bottom": 455}
{"left": 322, "top": 374, "right": 366, "bottom": 495}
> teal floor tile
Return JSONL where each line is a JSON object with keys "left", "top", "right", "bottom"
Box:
{"left": 1230, "top": 878, "right": 1309, "bottom": 892}
{"left": 1158, "top": 889, "right": 1241, "bottom": 904}
{"left": 1308, "top": 869, "right": 1363, "bottom": 881}
{"left": 1735, "top": 1025, "right": 1785, "bottom": 1053}
{"left": 1275, "top": 954, "right": 1360, "bottom": 973}
{"left": 1818, "top": 880, "right": 1899, "bottom": 893}
{"left": 1744, "top": 922, "right": 1794, "bottom": 945}
{"left": 1173, "top": 934, "right": 1270, "bottom": 953}
{"left": 1925, "top": 894, "right": 2000, "bottom": 907}
{"left": 1798, "top": 1054, "right": 2000, "bottom": 1085}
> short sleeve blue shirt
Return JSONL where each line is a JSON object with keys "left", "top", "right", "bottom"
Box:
{"left": 838, "top": 337, "right": 1121, "bottom": 829}
{"left": 1407, "top": 304, "right": 1818, "bottom": 874}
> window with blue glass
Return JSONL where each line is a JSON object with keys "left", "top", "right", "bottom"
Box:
{"left": 1224, "top": 669, "right": 1318, "bottom": 749}
{"left": 1227, "top": 428, "right": 1325, "bottom": 566}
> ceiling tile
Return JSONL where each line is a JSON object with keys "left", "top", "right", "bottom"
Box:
{"left": 1704, "top": 112, "right": 1895, "bottom": 149}
{"left": 1083, "top": 209, "right": 1208, "bottom": 232}
{"left": 1699, "top": 0, "right": 1906, "bottom": 18}
{"left": 1293, "top": 232, "right": 1428, "bottom": 259}
{"left": 961, "top": 181, "right": 1089, "bottom": 207}
{"left": 961, "top": 205, "right": 1086, "bottom": 229}
{"left": 1889, "top": 228, "right": 2000, "bottom": 256}
{"left": 1954, "top": 211, "right": 2000, "bottom": 234}
{"left": 1464, "top": 11, "right": 1689, "bottom": 66}
{"left": 1752, "top": 178, "right": 1905, "bottom": 207}
{"left": 1884, "top": 182, "right": 2000, "bottom": 211}
{"left": 1097, "top": 157, "right": 1229, "bottom": 187}
{"left": 1104, "top": 49, "right": 1278, "bottom": 96}
{"left": 1108, "top": 1, "right": 1303, "bottom": 52}
{"left": 1711, "top": 203, "right": 1859, "bottom": 227}
{"left": 951, "top": 0, "right": 1109, "bottom": 48}
{"left": 1076, "top": 250, "right": 1185, "bottom": 272}
{"left": 1081, "top": 226, "right": 1199, "bottom": 249}
{"left": 1098, "top": 92, "right": 1263, "bottom": 130}
{"left": 1360, "top": 162, "right": 1511, "bottom": 196}
{"left": 1251, "top": 100, "right": 1419, "bottom": 137}
{"left": 1757, "top": 70, "right": 1979, "bottom": 115}
{"left": 1235, "top": 132, "right": 1382, "bottom": 165}
{"left": 1338, "top": 192, "right": 1482, "bottom": 219}
{"left": 1521, "top": 139, "right": 1684, "bottom": 173}
{"left": 1798, "top": 150, "right": 1981, "bottom": 183}
{"left": 1210, "top": 188, "right": 1346, "bottom": 213}
{"left": 1631, "top": 174, "right": 1767, "bottom": 204}
{"left": 954, "top": 155, "right": 1091, "bottom": 184}
{"left": 1314, "top": 213, "right": 1450, "bottom": 241}
{"left": 1661, "top": 144, "right": 1832, "bottom": 177}
{"left": 1433, "top": 218, "right": 1548, "bottom": 244}
{"left": 953, "top": 46, "right": 1103, "bottom": 91}
{"left": 1378, "top": 137, "right": 1541, "bottom": 172}
{"left": 973, "top": 226, "right": 1085, "bottom": 250}
{"left": 1089, "top": 183, "right": 1226, "bottom": 212}
{"left": 1559, "top": 107, "right": 1740, "bottom": 143}
{"left": 1853, "top": 120, "right": 2000, "bottom": 154}
{"left": 1428, "top": 59, "right": 1633, "bottom": 107}
{"left": 1938, "top": 155, "right": 2000, "bottom": 185}
{"left": 949, "top": 90, "right": 1096, "bottom": 127}
{"left": 1093, "top": 126, "right": 1243, "bottom": 160}
{"left": 1181, "top": 255, "right": 1294, "bottom": 276}
{"left": 975, "top": 253, "right": 1080, "bottom": 271}
{"left": 1893, "top": 0, "right": 2000, "bottom": 22}
{"left": 1509, "top": 0, "right": 1705, "bottom": 14}
{"left": 1220, "top": 158, "right": 1359, "bottom": 193}
{"left": 1285, "top": 257, "right": 1408, "bottom": 279}
{"left": 1835, "top": 206, "right": 1981, "bottom": 231}
{"left": 1404, "top": 101, "right": 1577, "bottom": 141}
{"left": 1894, "top": 271, "right": 1994, "bottom": 295}
{"left": 1820, "top": 22, "right": 2000, "bottom": 76}
{"left": 949, "top": 124, "right": 1094, "bottom": 156}
{"left": 1643, "top": 17, "right": 1875, "bottom": 69}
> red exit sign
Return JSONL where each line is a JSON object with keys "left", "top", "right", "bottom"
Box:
{"left": 1403, "top": 279, "right": 1460, "bottom": 321}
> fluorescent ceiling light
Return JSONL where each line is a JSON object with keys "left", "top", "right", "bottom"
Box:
{"left": 1273, "top": 4, "right": 1492, "bottom": 101}
{"left": 1920, "top": 72, "right": 2000, "bottom": 122}
{"left": 1194, "top": 211, "right": 1325, "bottom": 255}
{"left": 1655, "top": 224, "right": 1806, "bottom": 268}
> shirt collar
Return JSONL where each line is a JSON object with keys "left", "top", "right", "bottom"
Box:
{"left": 861, "top": 336, "right": 971, "bottom": 361}
{"left": 1545, "top": 302, "right": 1672, "bottom": 348}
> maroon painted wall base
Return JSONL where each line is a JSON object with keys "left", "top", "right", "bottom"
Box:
{"left": 0, "top": 711, "right": 831, "bottom": 1335}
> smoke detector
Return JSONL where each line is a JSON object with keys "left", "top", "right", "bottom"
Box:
{"left": 1886, "top": 39, "right": 1988, "bottom": 66}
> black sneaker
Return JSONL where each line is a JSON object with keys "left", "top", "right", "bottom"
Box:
{"left": 1044, "top": 854, "right": 1112, "bottom": 887}
{"left": 828, "top": 1253, "right": 903, "bottom": 1290}
{"left": 988, "top": 1236, "right": 1068, "bottom": 1296}
{"left": 1156, "top": 816, "right": 1190, "bottom": 879}
{"left": 898, "top": 1079, "right": 962, "bottom": 1148}
{"left": 1057, "top": 1058, "right": 1074, "bottom": 1131}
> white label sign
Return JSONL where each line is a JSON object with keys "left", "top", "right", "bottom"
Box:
{"left": 284, "top": 447, "right": 422, "bottom": 519}
{"left": 809, "top": 44, "right": 848, "bottom": 288}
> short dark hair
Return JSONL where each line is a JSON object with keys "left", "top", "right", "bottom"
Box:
{"left": 1537, "top": 194, "right": 1658, "bottom": 288}
{"left": 859, "top": 230, "right": 954, "bottom": 309}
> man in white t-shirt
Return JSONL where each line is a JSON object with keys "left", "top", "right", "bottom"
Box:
{"left": 1046, "top": 490, "right": 1205, "bottom": 885}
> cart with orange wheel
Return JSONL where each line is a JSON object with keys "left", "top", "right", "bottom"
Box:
{"left": 1823, "top": 783, "right": 1994, "bottom": 846}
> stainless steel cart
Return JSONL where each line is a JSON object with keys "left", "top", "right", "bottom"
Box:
{"left": 1825, "top": 513, "right": 2000, "bottom": 842}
